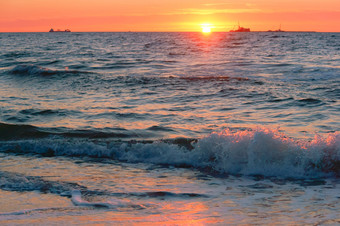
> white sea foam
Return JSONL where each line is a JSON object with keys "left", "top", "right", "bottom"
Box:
{"left": 113, "top": 128, "right": 339, "bottom": 178}
{"left": 71, "top": 190, "right": 113, "bottom": 208}
{"left": 1, "top": 128, "right": 338, "bottom": 178}
{"left": 191, "top": 128, "right": 339, "bottom": 177}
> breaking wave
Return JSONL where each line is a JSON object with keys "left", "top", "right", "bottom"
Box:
{"left": 0, "top": 127, "right": 338, "bottom": 178}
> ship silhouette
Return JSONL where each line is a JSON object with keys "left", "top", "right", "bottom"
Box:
{"left": 49, "top": 28, "right": 71, "bottom": 32}
{"left": 267, "top": 25, "right": 284, "bottom": 32}
{"left": 229, "top": 22, "right": 250, "bottom": 32}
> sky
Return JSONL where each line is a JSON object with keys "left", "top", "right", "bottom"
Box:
{"left": 0, "top": 0, "right": 339, "bottom": 32}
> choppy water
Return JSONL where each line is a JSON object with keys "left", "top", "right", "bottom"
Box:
{"left": 0, "top": 32, "right": 339, "bottom": 224}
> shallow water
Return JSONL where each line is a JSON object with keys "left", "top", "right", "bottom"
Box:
{"left": 0, "top": 153, "right": 339, "bottom": 225}
{"left": 0, "top": 32, "right": 339, "bottom": 224}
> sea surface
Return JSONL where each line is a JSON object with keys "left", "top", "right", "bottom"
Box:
{"left": 0, "top": 32, "right": 339, "bottom": 225}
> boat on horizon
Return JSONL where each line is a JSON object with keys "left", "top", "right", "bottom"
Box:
{"left": 49, "top": 28, "right": 71, "bottom": 32}
{"left": 267, "top": 25, "right": 284, "bottom": 32}
{"left": 229, "top": 23, "right": 250, "bottom": 32}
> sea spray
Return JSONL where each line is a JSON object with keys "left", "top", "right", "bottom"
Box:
{"left": 1, "top": 128, "right": 338, "bottom": 178}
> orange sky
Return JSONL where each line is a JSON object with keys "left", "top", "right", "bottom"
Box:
{"left": 0, "top": 0, "right": 339, "bottom": 32}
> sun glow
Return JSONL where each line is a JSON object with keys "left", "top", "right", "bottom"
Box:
{"left": 202, "top": 27, "right": 211, "bottom": 33}
{"left": 201, "top": 24, "right": 212, "bottom": 33}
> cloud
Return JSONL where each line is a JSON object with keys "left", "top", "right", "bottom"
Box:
{"left": 163, "top": 8, "right": 262, "bottom": 15}
{"left": 202, "top": 3, "right": 234, "bottom": 7}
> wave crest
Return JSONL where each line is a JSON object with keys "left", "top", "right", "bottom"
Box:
{"left": 192, "top": 128, "right": 339, "bottom": 177}
{"left": 0, "top": 127, "right": 339, "bottom": 178}
{"left": 9, "top": 64, "right": 57, "bottom": 76}
{"left": 8, "top": 64, "right": 89, "bottom": 76}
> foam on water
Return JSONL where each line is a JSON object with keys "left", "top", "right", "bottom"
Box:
{"left": 191, "top": 128, "right": 339, "bottom": 177}
{"left": 1, "top": 127, "right": 338, "bottom": 178}
{"left": 71, "top": 190, "right": 123, "bottom": 208}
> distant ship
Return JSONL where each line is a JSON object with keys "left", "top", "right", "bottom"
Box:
{"left": 49, "top": 28, "right": 71, "bottom": 32}
{"left": 267, "top": 25, "right": 284, "bottom": 32}
{"left": 230, "top": 26, "right": 250, "bottom": 32}
{"left": 229, "top": 22, "right": 250, "bottom": 32}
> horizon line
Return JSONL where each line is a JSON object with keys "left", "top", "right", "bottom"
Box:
{"left": 2, "top": 30, "right": 339, "bottom": 33}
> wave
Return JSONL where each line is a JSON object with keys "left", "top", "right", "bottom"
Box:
{"left": 0, "top": 127, "right": 338, "bottom": 178}
{"left": 180, "top": 75, "right": 249, "bottom": 82}
{"left": 8, "top": 64, "right": 90, "bottom": 76}
{"left": 109, "top": 74, "right": 255, "bottom": 86}
{"left": 296, "top": 98, "right": 324, "bottom": 107}
{"left": 0, "top": 171, "right": 207, "bottom": 200}
{"left": 70, "top": 190, "right": 143, "bottom": 209}
{"left": 70, "top": 190, "right": 203, "bottom": 209}
{"left": 0, "top": 123, "right": 49, "bottom": 140}
{"left": 0, "top": 171, "right": 86, "bottom": 196}
{"left": 2, "top": 51, "right": 31, "bottom": 58}
{"left": 0, "top": 122, "right": 138, "bottom": 140}
{"left": 18, "top": 108, "right": 76, "bottom": 117}
{"left": 0, "top": 170, "right": 206, "bottom": 211}
{"left": 9, "top": 64, "right": 56, "bottom": 76}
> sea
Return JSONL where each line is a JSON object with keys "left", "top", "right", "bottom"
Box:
{"left": 0, "top": 32, "right": 339, "bottom": 225}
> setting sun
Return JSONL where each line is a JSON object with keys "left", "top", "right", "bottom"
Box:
{"left": 201, "top": 24, "right": 212, "bottom": 33}
{"left": 202, "top": 27, "right": 211, "bottom": 33}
